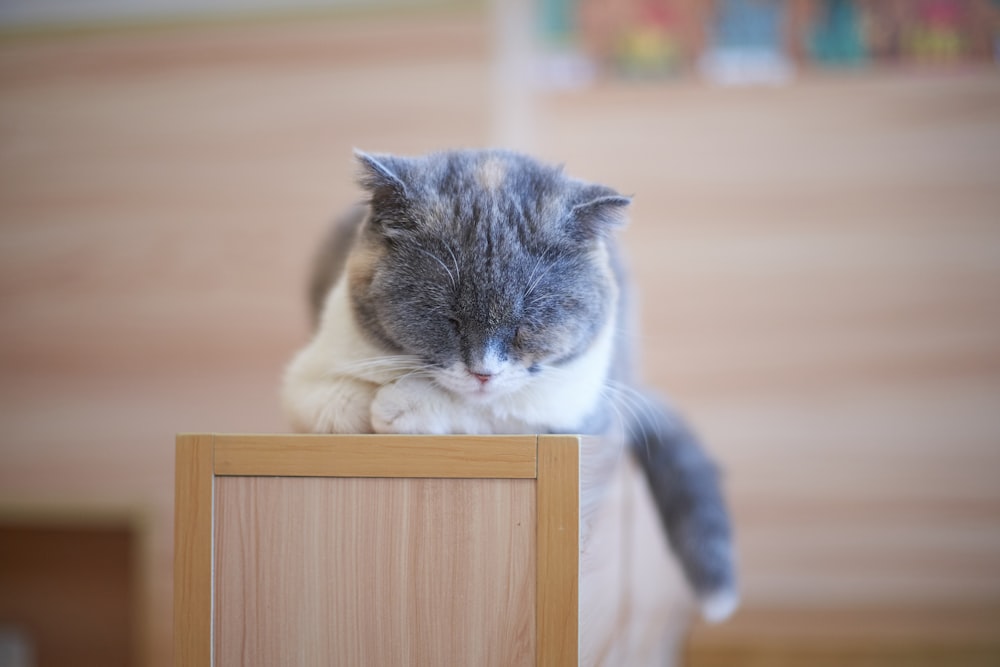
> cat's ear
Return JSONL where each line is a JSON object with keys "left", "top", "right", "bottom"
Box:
{"left": 354, "top": 150, "right": 420, "bottom": 236}
{"left": 354, "top": 149, "right": 410, "bottom": 206}
{"left": 568, "top": 184, "right": 632, "bottom": 240}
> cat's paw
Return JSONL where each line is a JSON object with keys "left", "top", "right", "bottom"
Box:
{"left": 282, "top": 374, "right": 375, "bottom": 433}
{"left": 371, "top": 378, "right": 450, "bottom": 434}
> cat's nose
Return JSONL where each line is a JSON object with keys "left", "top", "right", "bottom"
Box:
{"left": 471, "top": 372, "right": 492, "bottom": 385}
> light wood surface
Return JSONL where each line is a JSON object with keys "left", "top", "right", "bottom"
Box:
{"left": 624, "top": 457, "right": 696, "bottom": 665}
{"left": 578, "top": 455, "right": 693, "bottom": 667}
{"left": 577, "top": 456, "right": 628, "bottom": 666}
{"left": 536, "top": 435, "right": 581, "bottom": 666}
{"left": 214, "top": 474, "right": 536, "bottom": 666}
{"left": 173, "top": 435, "right": 214, "bottom": 667}
{"left": 176, "top": 433, "right": 684, "bottom": 665}
{"left": 3, "top": 10, "right": 999, "bottom": 666}
{"left": 213, "top": 433, "right": 537, "bottom": 478}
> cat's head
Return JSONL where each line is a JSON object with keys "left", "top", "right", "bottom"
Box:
{"left": 347, "top": 149, "right": 629, "bottom": 401}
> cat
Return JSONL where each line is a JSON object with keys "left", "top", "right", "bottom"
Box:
{"left": 282, "top": 149, "right": 738, "bottom": 622}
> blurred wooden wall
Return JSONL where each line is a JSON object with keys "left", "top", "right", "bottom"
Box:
{"left": 1, "top": 8, "right": 999, "bottom": 665}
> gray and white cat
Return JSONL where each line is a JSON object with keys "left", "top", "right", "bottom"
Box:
{"left": 282, "top": 149, "right": 738, "bottom": 622}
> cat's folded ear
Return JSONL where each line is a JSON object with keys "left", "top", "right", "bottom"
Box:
{"left": 354, "top": 149, "right": 411, "bottom": 205}
{"left": 354, "top": 150, "right": 419, "bottom": 235}
{"left": 568, "top": 183, "right": 632, "bottom": 240}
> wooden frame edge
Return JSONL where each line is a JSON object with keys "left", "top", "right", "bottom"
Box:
{"left": 174, "top": 434, "right": 215, "bottom": 667}
{"left": 213, "top": 433, "right": 537, "bottom": 478}
{"left": 536, "top": 435, "right": 581, "bottom": 666}
{"left": 175, "top": 432, "right": 581, "bottom": 665}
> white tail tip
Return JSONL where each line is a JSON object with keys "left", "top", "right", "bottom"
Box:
{"left": 700, "top": 588, "right": 739, "bottom": 623}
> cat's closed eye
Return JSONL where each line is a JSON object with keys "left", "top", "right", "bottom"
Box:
{"left": 512, "top": 325, "right": 524, "bottom": 347}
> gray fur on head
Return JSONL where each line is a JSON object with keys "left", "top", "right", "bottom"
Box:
{"left": 349, "top": 149, "right": 629, "bottom": 384}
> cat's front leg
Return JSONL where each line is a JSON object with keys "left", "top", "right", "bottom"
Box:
{"left": 282, "top": 373, "right": 377, "bottom": 434}
{"left": 371, "top": 376, "right": 470, "bottom": 434}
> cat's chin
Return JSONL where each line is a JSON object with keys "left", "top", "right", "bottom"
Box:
{"left": 433, "top": 369, "right": 527, "bottom": 404}
{"left": 461, "top": 385, "right": 509, "bottom": 403}
{"left": 441, "top": 381, "right": 513, "bottom": 404}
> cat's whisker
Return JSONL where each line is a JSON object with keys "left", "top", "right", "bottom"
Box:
{"left": 330, "top": 354, "right": 413, "bottom": 364}
{"left": 526, "top": 293, "right": 563, "bottom": 309}
{"left": 443, "top": 242, "right": 462, "bottom": 284}
{"left": 609, "top": 380, "right": 684, "bottom": 432}
{"left": 393, "top": 372, "right": 427, "bottom": 385}
{"left": 523, "top": 254, "right": 553, "bottom": 300}
{"left": 605, "top": 381, "right": 663, "bottom": 429}
{"left": 599, "top": 385, "right": 641, "bottom": 442}
{"left": 325, "top": 355, "right": 430, "bottom": 379}
{"left": 599, "top": 396, "right": 634, "bottom": 462}
{"left": 332, "top": 362, "right": 420, "bottom": 373}
{"left": 598, "top": 380, "right": 661, "bottom": 459}
{"left": 414, "top": 245, "right": 456, "bottom": 289}
{"left": 393, "top": 365, "right": 438, "bottom": 384}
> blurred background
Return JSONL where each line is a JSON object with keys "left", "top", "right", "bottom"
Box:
{"left": 1, "top": 1, "right": 999, "bottom": 665}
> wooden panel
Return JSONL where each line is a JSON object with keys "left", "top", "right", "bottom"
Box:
{"left": 213, "top": 433, "right": 537, "bottom": 478}
{"left": 173, "top": 434, "right": 214, "bottom": 667}
{"left": 621, "top": 457, "right": 695, "bottom": 666}
{"left": 579, "top": 453, "right": 628, "bottom": 667}
{"left": 536, "top": 435, "right": 580, "bottom": 666}
{"left": 578, "top": 449, "right": 693, "bottom": 667}
{"left": 213, "top": 475, "right": 536, "bottom": 666}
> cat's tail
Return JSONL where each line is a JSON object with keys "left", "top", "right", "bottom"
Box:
{"left": 625, "top": 391, "right": 739, "bottom": 623}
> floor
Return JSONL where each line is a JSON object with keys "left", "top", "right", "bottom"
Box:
{"left": 1, "top": 10, "right": 999, "bottom": 665}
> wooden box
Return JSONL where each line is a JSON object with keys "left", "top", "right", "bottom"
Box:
{"left": 174, "top": 434, "right": 690, "bottom": 666}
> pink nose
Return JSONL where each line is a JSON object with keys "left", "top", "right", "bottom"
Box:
{"left": 472, "top": 373, "right": 492, "bottom": 385}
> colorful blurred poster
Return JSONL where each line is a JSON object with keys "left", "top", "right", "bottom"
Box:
{"left": 700, "top": 0, "right": 795, "bottom": 85}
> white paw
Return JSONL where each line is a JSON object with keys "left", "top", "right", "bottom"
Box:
{"left": 699, "top": 588, "right": 739, "bottom": 624}
{"left": 371, "top": 378, "right": 448, "bottom": 434}
{"left": 283, "top": 375, "right": 376, "bottom": 434}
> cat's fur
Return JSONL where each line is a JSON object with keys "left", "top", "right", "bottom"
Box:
{"left": 282, "top": 149, "right": 738, "bottom": 621}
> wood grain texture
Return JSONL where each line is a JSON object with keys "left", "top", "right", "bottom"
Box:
{"left": 214, "top": 433, "right": 537, "bottom": 478}
{"left": 579, "top": 452, "right": 629, "bottom": 666}
{"left": 579, "top": 451, "right": 693, "bottom": 667}
{"left": 173, "top": 434, "right": 214, "bottom": 667}
{"left": 213, "top": 475, "right": 536, "bottom": 667}
{"left": 536, "top": 435, "right": 581, "bottom": 666}
{"left": 622, "top": 457, "right": 695, "bottom": 666}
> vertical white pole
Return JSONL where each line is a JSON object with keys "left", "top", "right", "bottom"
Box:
{"left": 490, "top": 0, "right": 537, "bottom": 152}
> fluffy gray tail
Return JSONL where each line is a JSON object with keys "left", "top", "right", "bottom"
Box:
{"left": 627, "top": 393, "right": 739, "bottom": 622}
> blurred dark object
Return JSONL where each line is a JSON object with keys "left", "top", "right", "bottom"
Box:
{"left": 0, "top": 522, "right": 137, "bottom": 667}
